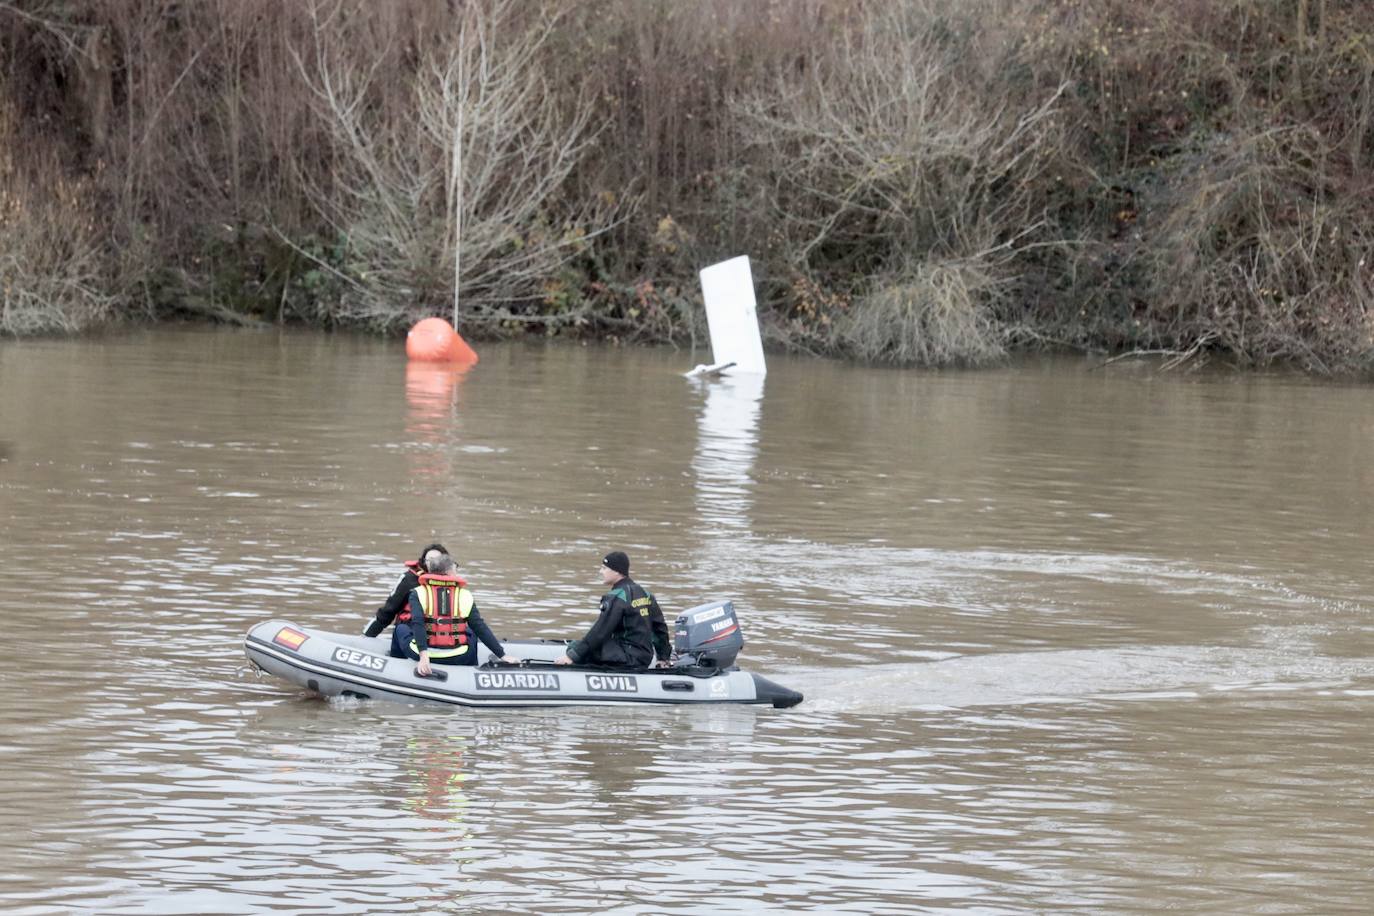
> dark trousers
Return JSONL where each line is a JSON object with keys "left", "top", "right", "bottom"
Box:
{"left": 582, "top": 640, "right": 651, "bottom": 669}
{"left": 390, "top": 623, "right": 476, "bottom": 666}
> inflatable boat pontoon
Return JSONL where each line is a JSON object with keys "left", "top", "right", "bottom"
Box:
{"left": 244, "top": 599, "right": 803, "bottom": 709}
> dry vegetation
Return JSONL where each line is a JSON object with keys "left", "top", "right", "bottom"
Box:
{"left": 0, "top": 88, "right": 114, "bottom": 333}
{"left": 1, "top": 0, "right": 1372, "bottom": 373}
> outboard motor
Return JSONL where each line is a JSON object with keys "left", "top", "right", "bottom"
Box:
{"left": 673, "top": 599, "right": 744, "bottom": 669}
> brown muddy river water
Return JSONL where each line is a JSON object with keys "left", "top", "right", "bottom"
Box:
{"left": 2, "top": 327, "right": 1373, "bottom": 913}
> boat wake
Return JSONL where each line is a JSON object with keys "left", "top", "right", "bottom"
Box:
{"left": 777, "top": 644, "right": 1374, "bottom": 715}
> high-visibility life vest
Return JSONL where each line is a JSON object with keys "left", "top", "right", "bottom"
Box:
{"left": 411, "top": 573, "right": 474, "bottom": 658}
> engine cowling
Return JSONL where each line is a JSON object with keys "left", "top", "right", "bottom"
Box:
{"left": 673, "top": 599, "right": 744, "bottom": 669}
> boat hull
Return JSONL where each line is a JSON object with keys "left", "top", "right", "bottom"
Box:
{"left": 244, "top": 620, "right": 802, "bottom": 709}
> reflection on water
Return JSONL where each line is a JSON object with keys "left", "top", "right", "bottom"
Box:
{"left": 404, "top": 361, "right": 473, "bottom": 480}
{"left": 403, "top": 733, "right": 473, "bottom": 825}
{"left": 405, "top": 360, "right": 471, "bottom": 431}
{"left": 2, "top": 329, "right": 1374, "bottom": 913}
{"left": 691, "top": 373, "right": 763, "bottom": 533}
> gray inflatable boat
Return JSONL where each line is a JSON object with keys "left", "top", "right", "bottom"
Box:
{"left": 243, "top": 599, "right": 803, "bottom": 709}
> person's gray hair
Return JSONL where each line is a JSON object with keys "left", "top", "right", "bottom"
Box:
{"left": 425, "top": 553, "right": 458, "bottom": 575}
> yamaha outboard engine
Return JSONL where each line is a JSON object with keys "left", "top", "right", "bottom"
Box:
{"left": 674, "top": 599, "right": 744, "bottom": 669}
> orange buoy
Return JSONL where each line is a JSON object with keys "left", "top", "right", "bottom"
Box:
{"left": 405, "top": 317, "right": 478, "bottom": 364}
{"left": 449, "top": 329, "right": 478, "bottom": 364}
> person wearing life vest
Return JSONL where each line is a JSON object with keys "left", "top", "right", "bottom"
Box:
{"left": 399, "top": 552, "right": 521, "bottom": 675}
{"left": 554, "top": 551, "right": 671, "bottom": 669}
{"left": 364, "top": 542, "right": 448, "bottom": 645}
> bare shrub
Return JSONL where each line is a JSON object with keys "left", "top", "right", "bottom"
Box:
{"left": 1147, "top": 126, "right": 1374, "bottom": 372}
{"left": 1006, "top": 0, "right": 1374, "bottom": 371}
{"left": 536, "top": 1, "right": 858, "bottom": 344}
{"left": 0, "top": 93, "right": 114, "bottom": 335}
{"left": 839, "top": 257, "right": 1008, "bottom": 366}
{"left": 734, "top": 0, "right": 1065, "bottom": 364}
{"left": 289, "top": 0, "right": 612, "bottom": 332}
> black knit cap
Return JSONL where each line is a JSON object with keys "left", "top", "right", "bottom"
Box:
{"left": 601, "top": 551, "right": 630, "bottom": 576}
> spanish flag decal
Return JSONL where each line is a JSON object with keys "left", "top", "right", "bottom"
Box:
{"left": 273, "top": 627, "right": 309, "bottom": 651}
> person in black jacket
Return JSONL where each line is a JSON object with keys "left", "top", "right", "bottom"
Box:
{"left": 554, "top": 551, "right": 671, "bottom": 668}
{"left": 364, "top": 542, "right": 447, "bottom": 647}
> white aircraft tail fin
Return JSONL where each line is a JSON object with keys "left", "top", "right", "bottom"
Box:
{"left": 694, "top": 256, "right": 766, "bottom": 377}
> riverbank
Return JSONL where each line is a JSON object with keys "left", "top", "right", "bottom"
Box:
{"left": 2, "top": 0, "right": 1371, "bottom": 374}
